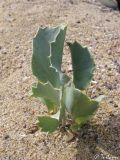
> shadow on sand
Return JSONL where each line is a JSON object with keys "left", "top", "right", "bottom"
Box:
{"left": 74, "top": 113, "right": 120, "bottom": 160}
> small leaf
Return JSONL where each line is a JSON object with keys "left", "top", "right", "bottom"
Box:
{"left": 68, "top": 41, "right": 95, "bottom": 90}
{"left": 32, "top": 82, "right": 60, "bottom": 104}
{"left": 63, "top": 84, "right": 99, "bottom": 124}
{"left": 37, "top": 116, "right": 59, "bottom": 133}
{"left": 32, "top": 82, "right": 60, "bottom": 111}
{"left": 38, "top": 103, "right": 65, "bottom": 133}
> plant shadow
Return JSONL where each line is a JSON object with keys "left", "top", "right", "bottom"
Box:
{"left": 74, "top": 113, "right": 120, "bottom": 160}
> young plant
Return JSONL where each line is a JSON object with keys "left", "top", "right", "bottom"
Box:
{"left": 31, "top": 25, "right": 101, "bottom": 133}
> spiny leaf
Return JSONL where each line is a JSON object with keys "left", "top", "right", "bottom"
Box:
{"left": 32, "top": 82, "right": 60, "bottom": 112}
{"left": 32, "top": 25, "right": 67, "bottom": 88}
{"left": 32, "top": 82, "right": 60, "bottom": 105}
{"left": 68, "top": 41, "right": 95, "bottom": 90}
{"left": 63, "top": 84, "right": 99, "bottom": 124}
{"left": 32, "top": 82, "right": 60, "bottom": 113}
{"left": 38, "top": 103, "right": 66, "bottom": 133}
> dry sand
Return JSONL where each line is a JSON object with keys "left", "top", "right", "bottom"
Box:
{"left": 0, "top": 0, "right": 120, "bottom": 159}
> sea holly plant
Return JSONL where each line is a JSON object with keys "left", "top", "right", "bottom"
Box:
{"left": 31, "top": 25, "right": 101, "bottom": 133}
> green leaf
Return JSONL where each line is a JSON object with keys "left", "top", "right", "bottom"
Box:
{"left": 32, "top": 82, "right": 60, "bottom": 105}
{"left": 32, "top": 25, "right": 67, "bottom": 88}
{"left": 37, "top": 101, "right": 66, "bottom": 133}
{"left": 63, "top": 84, "right": 99, "bottom": 124}
{"left": 68, "top": 41, "right": 95, "bottom": 90}
{"left": 51, "top": 25, "right": 67, "bottom": 71}
{"left": 32, "top": 82, "right": 60, "bottom": 111}
{"left": 37, "top": 116, "right": 59, "bottom": 133}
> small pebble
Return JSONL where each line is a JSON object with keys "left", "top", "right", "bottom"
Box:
{"left": 23, "top": 124, "right": 27, "bottom": 128}
{"left": 4, "top": 134, "right": 10, "bottom": 140}
{"left": 114, "top": 104, "right": 118, "bottom": 108}
{"left": 106, "top": 19, "right": 110, "bottom": 22}
{"left": 2, "top": 51, "right": 7, "bottom": 54}
{"left": 76, "top": 20, "right": 80, "bottom": 24}
{"left": 27, "top": 125, "right": 38, "bottom": 134}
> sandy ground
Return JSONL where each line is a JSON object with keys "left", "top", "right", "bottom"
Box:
{"left": 0, "top": 0, "right": 120, "bottom": 159}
